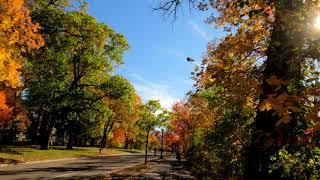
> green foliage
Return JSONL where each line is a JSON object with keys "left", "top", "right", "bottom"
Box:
{"left": 186, "top": 102, "right": 253, "bottom": 179}
{"left": 101, "top": 75, "right": 134, "bottom": 103}
{"left": 137, "top": 100, "right": 162, "bottom": 132}
{"left": 157, "top": 110, "right": 171, "bottom": 129}
{"left": 269, "top": 145, "right": 320, "bottom": 179}
{"left": 23, "top": 1, "right": 132, "bottom": 149}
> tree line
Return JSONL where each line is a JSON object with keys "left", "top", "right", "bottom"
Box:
{"left": 158, "top": 0, "right": 320, "bottom": 179}
{"left": 0, "top": 0, "right": 169, "bottom": 158}
{"left": 4, "top": 0, "right": 320, "bottom": 179}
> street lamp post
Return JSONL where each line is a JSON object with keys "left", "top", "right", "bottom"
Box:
{"left": 160, "top": 128, "right": 164, "bottom": 159}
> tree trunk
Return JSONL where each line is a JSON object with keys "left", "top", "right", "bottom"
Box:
{"left": 62, "top": 131, "right": 67, "bottom": 146}
{"left": 130, "top": 138, "right": 133, "bottom": 149}
{"left": 145, "top": 131, "right": 149, "bottom": 165}
{"left": 66, "top": 127, "right": 74, "bottom": 150}
{"left": 100, "top": 118, "right": 116, "bottom": 153}
{"left": 81, "top": 137, "right": 86, "bottom": 147}
{"left": 39, "top": 131, "right": 51, "bottom": 150}
{"left": 90, "top": 138, "right": 95, "bottom": 147}
{"left": 66, "top": 120, "right": 76, "bottom": 150}
{"left": 100, "top": 126, "right": 108, "bottom": 153}
{"left": 9, "top": 118, "right": 16, "bottom": 144}
{"left": 246, "top": 1, "right": 304, "bottom": 178}
{"left": 28, "top": 115, "right": 40, "bottom": 145}
{"left": 124, "top": 133, "right": 128, "bottom": 149}
{"left": 39, "top": 115, "right": 54, "bottom": 150}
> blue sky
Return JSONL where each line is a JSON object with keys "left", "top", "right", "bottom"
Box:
{"left": 87, "top": 0, "right": 222, "bottom": 109}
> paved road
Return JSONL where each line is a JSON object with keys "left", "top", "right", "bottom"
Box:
{"left": 111, "top": 155, "right": 195, "bottom": 179}
{"left": 0, "top": 154, "right": 154, "bottom": 180}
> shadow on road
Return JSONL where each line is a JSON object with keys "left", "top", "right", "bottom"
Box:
{"left": 0, "top": 165, "right": 102, "bottom": 176}
{"left": 110, "top": 156, "right": 195, "bottom": 180}
{"left": 0, "top": 154, "right": 153, "bottom": 179}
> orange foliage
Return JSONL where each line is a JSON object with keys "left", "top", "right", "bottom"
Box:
{"left": 167, "top": 98, "right": 216, "bottom": 150}
{"left": 0, "top": 0, "right": 43, "bottom": 126}
{"left": 110, "top": 126, "right": 126, "bottom": 146}
{"left": 0, "top": 88, "right": 30, "bottom": 129}
{"left": 164, "top": 132, "right": 181, "bottom": 150}
{"left": 0, "top": 0, "right": 43, "bottom": 88}
{"left": 0, "top": 91, "right": 13, "bottom": 126}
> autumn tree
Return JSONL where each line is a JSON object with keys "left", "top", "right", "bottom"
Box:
{"left": 98, "top": 75, "right": 135, "bottom": 152}
{"left": 196, "top": 1, "right": 317, "bottom": 178}
{"left": 0, "top": 0, "right": 43, "bottom": 89}
{"left": 157, "top": 0, "right": 320, "bottom": 178}
{"left": 137, "top": 100, "right": 162, "bottom": 164}
{"left": 0, "top": 0, "right": 43, "bottom": 143}
{"left": 118, "top": 94, "right": 142, "bottom": 149}
{"left": 170, "top": 101, "right": 192, "bottom": 151}
{"left": 169, "top": 97, "right": 214, "bottom": 150}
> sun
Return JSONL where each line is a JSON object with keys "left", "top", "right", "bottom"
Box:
{"left": 314, "top": 15, "right": 320, "bottom": 30}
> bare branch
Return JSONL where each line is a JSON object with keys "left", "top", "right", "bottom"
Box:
{"left": 153, "top": 0, "right": 182, "bottom": 22}
{"left": 153, "top": 0, "right": 209, "bottom": 22}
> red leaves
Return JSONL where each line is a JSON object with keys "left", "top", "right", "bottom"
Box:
{"left": 301, "top": 126, "right": 320, "bottom": 147}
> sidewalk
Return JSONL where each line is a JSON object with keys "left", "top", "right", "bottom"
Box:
{"left": 109, "top": 155, "right": 195, "bottom": 179}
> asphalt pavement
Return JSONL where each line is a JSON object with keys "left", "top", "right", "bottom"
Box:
{"left": 0, "top": 153, "right": 153, "bottom": 180}
{"left": 110, "top": 155, "right": 195, "bottom": 179}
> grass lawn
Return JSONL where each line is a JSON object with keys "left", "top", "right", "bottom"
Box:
{"left": 0, "top": 145, "right": 142, "bottom": 163}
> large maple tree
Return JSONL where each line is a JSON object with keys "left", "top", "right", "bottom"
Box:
{"left": 0, "top": 0, "right": 43, "bottom": 127}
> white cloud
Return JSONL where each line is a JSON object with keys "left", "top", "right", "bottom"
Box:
{"left": 189, "top": 21, "right": 210, "bottom": 41}
{"left": 129, "top": 73, "right": 178, "bottom": 109}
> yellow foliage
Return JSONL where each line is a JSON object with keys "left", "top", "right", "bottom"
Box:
{"left": 0, "top": 48, "right": 22, "bottom": 87}
{"left": 0, "top": 0, "right": 43, "bottom": 88}
{"left": 275, "top": 113, "right": 291, "bottom": 127}
{"left": 259, "top": 99, "right": 272, "bottom": 111}
{"left": 0, "top": 0, "right": 43, "bottom": 129}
